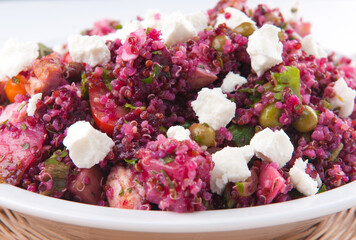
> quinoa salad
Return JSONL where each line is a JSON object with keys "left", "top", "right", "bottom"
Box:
{"left": 0, "top": 0, "right": 355, "bottom": 212}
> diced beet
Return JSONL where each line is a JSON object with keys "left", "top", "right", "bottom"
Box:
{"left": 106, "top": 165, "right": 149, "bottom": 210}
{"left": 0, "top": 78, "right": 7, "bottom": 104}
{"left": 187, "top": 67, "right": 217, "bottom": 89}
{"left": 258, "top": 162, "right": 286, "bottom": 204}
{"left": 67, "top": 166, "right": 104, "bottom": 205}
{"left": 0, "top": 103, "right": 46, "bottom": 185}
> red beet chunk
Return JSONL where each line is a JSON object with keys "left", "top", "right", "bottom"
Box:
{"left": 67, "top": 166, "right": 104, "bottom": 205}
{"left": 0, "top": 103, "right": 46, "bottom": 185}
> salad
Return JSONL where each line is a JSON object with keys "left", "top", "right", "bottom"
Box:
{"left": 0, "top": 0, "right": 355, "bottom": 213}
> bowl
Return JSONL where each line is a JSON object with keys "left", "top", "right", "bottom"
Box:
{"left": 0, "top": 181, "right": 356, "bottom": 240}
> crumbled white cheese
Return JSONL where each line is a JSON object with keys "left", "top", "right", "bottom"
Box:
{"left": 68, "top": 35, "right": 110, "bottom": 66}
{"left": 215, "top": 7, "right": 255, "bottom": 29}
{"left": 26, "top": 93, "right": 42, "bottom": 117}
{"left": 210, "top": 146, "right": 254, "bottom": 195}
{"left": 191, "top": 88, "right": 236, "bottom": 130}
{"left": 289, "top": 158, "right": 319, "bottom": 196}
{"left": 141, "top": 9, "right": 164, "bottom": 30}
{"left": 221, "top": 71, "right": 247, "bottom": 93}
{"left": 328, "top": 77, "right": 356, "bottom": 118}
{"left": 186, "top": 11, "right": 208, "bottom": 34}
{"left": 246, "top": 24, "right": 283, "bottom": 77}
{"left": 63, "top": 121, "right": 115, "bottom": 169}
{"left": 301, "top": 34, "right": 327, "bottom": 59}
{"left": 250, "top": 128, "right": 294, "bottom": 168}
{"left": 167, "top": 126, "right": 191, "bottom": 141}
{"left": 161, "top": 11, "right": 197, "bottom": 46}
{"left": 0, "top": 39, "right": 39, "bottom": 79}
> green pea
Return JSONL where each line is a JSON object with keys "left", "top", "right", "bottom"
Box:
{"left": 189, "top": 123, "right": 216, "bottom": 147}
{"left": 212, "top": 35, "right": 227, "bottom": 52}
{"left": 293, "top": 105, "right": 318, "bottom": 132}
{"left": 259, "top": 103, "right": 283, "bottom": 128}
{"left": 233, "top": 22, "right": 256, "bottom": 37}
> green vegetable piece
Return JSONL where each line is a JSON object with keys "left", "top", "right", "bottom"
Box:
{"left": 124, "top": 159, "right": 138, "bottom": 165}
{"left": 212, "top": 35, "right": 227, "bottom": 51}
{"left": 21, "top": 123, "right": 27, "bottom": 130}
{"left": 81, "top": 72, "right": 89, "bottom": 99}
{"left": 102, "top": 68, "right": 113, "bottom": 91}
{"left": 292, "top": 105, "right": 318, "bottom": 132}
{"left": 259, "top": 103, "right": 283, "bottom": 128}
{"left": 38, "top": 43, "right": 53, "bottom": 58}
{"left": 141, "top": 64, "right": 162, "bottom": 84}
{"left": 317, "top": 184, "right": 327, "bottom": 194}
{"left": 160, "top": 156, "right": 175, "bottom": 164}
{"left": 273, "top": 66, "right": 301, "bottom": 101}
{"left": 189, "top": 123, "right": 216, "bottom": 147}
{"left": 328, "top": 143, "right": 344, "bottom": 162}
{"left": 228, "top": 124, "right": 255, "bottom": 147}
{"left": 44, "top": 150, "right": 68, "bottom": 165}
{"left": 233, "top": 22, "right": 256, "bottom": 37}
{"left": 40, "top": 162, "right": 70, "bottom": 196}
{"left": 21, "top": 142, "right": 30, "bottom": 149}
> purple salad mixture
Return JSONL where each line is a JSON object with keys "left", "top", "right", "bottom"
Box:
{"left": 0, "top": 0, "right": 355, "bottom": 212}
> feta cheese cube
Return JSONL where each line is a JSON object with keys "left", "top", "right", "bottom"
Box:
{"left": 68, "top": 35, "right": 110, "bottom": 67}
{"left": 221, "top": 72, "right": 247, "bottom": 93}
{"left": 246, "top": 24, "right": 283, "bottom": 77}
{"left": 215, "top": 7, "right": 255, "bottom": 29}
{"left": 250, "top": 128, "right": 294, "bottom": 168}
{"left": 191, "top": 88, "right": 236, "bottom": 130}
{"left": 63, "top": 121, "right": 115, "bottom": 169}
{"left": 161, "top": 11, "right": 197, "bottom": 46}
{"left": 167, "top": 126, "right": 191, "bottom": 141}
{"left": 186, "top": 11, "right": 208, "bottom": 34}
{"left": 301, "top": 34, "right": 327, "bottom": 59}
{"left": 328, "top": 78, "right": 356, "bottom": 118}
{"left": 210, "top": 146, "right": 254, "bottom": 195}
{"left": 289, "top": 158, "right": 319, "bottom": 196}
{"left": 26, "top": 93, "right": 42, "bottom": 117}
{"left": 0, "top": 39, "right": 39, "bottom": 79}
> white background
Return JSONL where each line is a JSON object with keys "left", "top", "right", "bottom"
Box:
{"left": 0, "top": 0, "right": 355, "bottom": 56}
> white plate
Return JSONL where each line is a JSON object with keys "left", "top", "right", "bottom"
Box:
{"left": 0, "top": 0, "right": 356, "bottom": 238}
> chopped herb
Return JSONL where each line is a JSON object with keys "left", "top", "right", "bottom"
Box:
{"left": 141, "top": 64, "right": 163, "bottom": 84}
{"left": 17, "top": 101, "right": 27, "bottom": 112}
{"left": 228, "top": 124, "right": 255, "bottom": 147}
{"left": 124, "top": 103, "right": 146, "bottom": 111}
{"left": 160, "top": 156, "right": 175, "bottom": 164}
{"left": 114, "top": 24, "right": 122, "bottom": 30}
{"left": 127, "top": 187, "right": 132, "bottom": 193}
{"left": 102, "top": 68, "right": 113, "bottom": 91}
{"left": 328, "top": 143, "right": 343, "bottom": 162}
{"left": 273, "top": 66, "right": 301, "bottom": 101}
{"left": 235, "top": 182, "right": 244, "bottom": 193}
{"left": 12, "top": 77, "right": 20, "bottom": 85}
{"left": 21, "top": 123, "right": 27, "bottom": 130}
{"left": 317, "top": 184, "right": 327, "bottom": 194}
{"left": 197, "top": 65, "right": 205, "bottom": 69}
{"left": 273, "top": 92, "right": 283, "bottom": 100}
{"left": 146, "top": 27, "right": 151, "bottom": 35}
{"left": 44, "top": 150, "right": 68, "bottom": 165}
{"left": 38, "top": 43, "right": 53, "bottom": 58}
{"left": 152, "top": 50, "right": 162, "bottom": 55}
{"left": 21, "top": 142, "right": 30, "bottom": 149}
{"left": 124, "top": 158, "right": 138, "bottom": 165}
{"left": 2, "top": 119, "right": 9, "bottom": 126}
{"left": 119, "top": 188, "right": 124, "bottom": 196}
{"left": 160, "top": 169, "right": 175, "bottom": 189}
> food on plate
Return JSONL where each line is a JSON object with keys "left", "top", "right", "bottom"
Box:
{"left": 0, "top": 0, "right": 355, "bottom": 212}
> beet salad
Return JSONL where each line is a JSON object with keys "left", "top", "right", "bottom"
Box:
{"left": 0, "top": 0, "right": 355, "bottom": 212}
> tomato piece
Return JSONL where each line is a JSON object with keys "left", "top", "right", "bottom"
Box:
{"left": 5, "top": 74, "right": 28, "bottom": 103}
{"left": 89, "top": 82, "right": 127, "bottom": 135}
